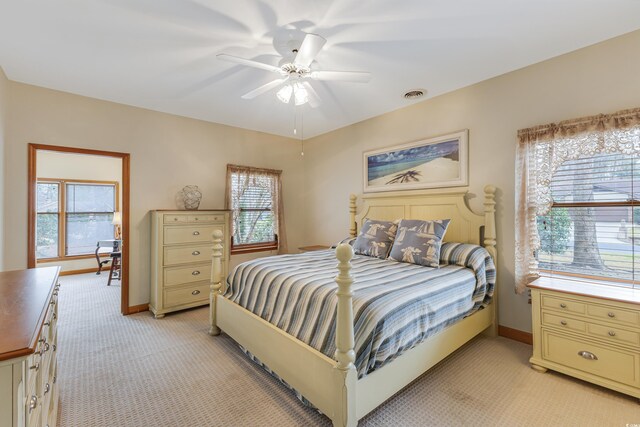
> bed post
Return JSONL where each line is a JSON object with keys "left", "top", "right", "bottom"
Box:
{"left": 333, "top": 244, "right": 357, "bottom": 427}
{"left": 349, "top": 194, "right": 357, "bottom": 238}
{"left": 209, "top": 229, "right": 223, "bottom": 336}
{"left": 483, "top": 185, "right": 498, "bottom": 337}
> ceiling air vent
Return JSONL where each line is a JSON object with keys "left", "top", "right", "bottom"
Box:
{"left": 404, "top": 89, "right": 426, "bottom": 100}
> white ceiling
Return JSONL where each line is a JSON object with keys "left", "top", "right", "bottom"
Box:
{"left": 1, "top": 1, "right": 640, "bottom": 138}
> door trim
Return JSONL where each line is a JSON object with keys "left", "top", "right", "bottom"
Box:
{"left": 28, "top": 143, "right": 133, "bottom": 315}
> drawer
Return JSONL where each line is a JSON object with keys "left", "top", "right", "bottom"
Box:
{"left": 587, "top": 304, "right": 639, "bottom": 327}
{"left": 164, "top": 263, "right": 212, "bottom": 287}
{"left": 164, "top": 244, "right": 211, "bottom": 266}
{"left": 542, "top": 330, "right": 640, "bottom": 387}
{"left": 189, "top": 214, "right": 224, "bottom": 223}
{"left": 541, "top": 295, "right": 585, "bottom": 315}
{"left": 164, "top": 225, "right": 223, "bottom": 245}
{"left": 541, "top": 311, "right": 586, "bottom": 333}
{"left": 164, "top": 282, "right": 210, "bottom": 308}
{"left": 164, "top": 214, "right": 188, "bottom": 223}
{"left": 587, "top": 323, "right": 640, "bottom": 348}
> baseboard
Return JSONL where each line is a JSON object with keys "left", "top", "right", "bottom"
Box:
{"left": 126, "top": 303, "right": 149, "bottom": 315}
{"left": 498, "top": 325, "right": 533, "bottom": 345}
{"left": 59, "top": 267, "right": 100, "bottom": 276}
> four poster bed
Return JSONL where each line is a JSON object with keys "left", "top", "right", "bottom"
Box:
{"left": 208, "top": 187, "right": 498, "bottom": 427}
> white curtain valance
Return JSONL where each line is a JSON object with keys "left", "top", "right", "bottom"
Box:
{"left": 515, "top": 108, "right": 640, "bottom": 294}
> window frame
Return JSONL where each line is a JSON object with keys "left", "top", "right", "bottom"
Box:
{"left": 227, "top": 166, "right": 280, "bottom": 255}
{"left": 35, "top": 178, "right": 120, "bottom": 261}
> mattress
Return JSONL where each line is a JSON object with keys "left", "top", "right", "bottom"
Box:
{"left": 223, "top": 242, "right": 495, "bottom": 378}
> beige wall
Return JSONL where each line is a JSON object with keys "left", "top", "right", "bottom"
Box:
{"left": 303, "top": 30, "right": 640, "bottom": 333}
{"left": 35, "top": 150, "right": 123, "bottom": 272}
{"left": 0, "top": 67, "right": 6, "bottom": 270}
{"left": 4, "top": 83, "right": 305, "bottom": 306}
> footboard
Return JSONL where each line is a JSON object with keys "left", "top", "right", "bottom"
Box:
{"left": 209, "top": 232, "right": 358, "bottom": 426}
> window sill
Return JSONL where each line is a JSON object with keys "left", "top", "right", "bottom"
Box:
{"left": 37, "top": 253, "right": 109, "bottom": 263}
{"left": 231, "top": 243, "right": 278, "bottom": 256}
{"left": 529, "top": 275, "right": 640, "bottom": 305}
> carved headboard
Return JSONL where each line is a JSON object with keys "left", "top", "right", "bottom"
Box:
{"left": 349, "top": 186, "right": 497, "bottom": 262}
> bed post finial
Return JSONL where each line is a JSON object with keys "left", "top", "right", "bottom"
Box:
{"left": 333, "top": 243, "right": 357, "bottom": 427}
{"left": 349, "top": 194, "right": 357, "bottom": 238}
{"left": 483, "top": 185, "right": 497, "bottom": 263}
{"left": 209, "top": 229, "right": 224, "bottom": 336}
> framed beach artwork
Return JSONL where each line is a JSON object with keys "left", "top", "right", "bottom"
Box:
{"left": 363, "top": 130, "right": 468, "bottom": 193}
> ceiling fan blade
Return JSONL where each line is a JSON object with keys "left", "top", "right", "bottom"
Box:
{"left": 301, "top": 82, "right": 320, "bottom": 108}
{"left": 241, "top": 78, "right": 287, "bottom": 100}
{"left": 216, "top": 54, "right": 282, "bottom": 74}
{"left": 294, "top": 33, "right": 327, "bottom": 67}
{"left": 309, "top": 70, "right": 371, "bottom": 83}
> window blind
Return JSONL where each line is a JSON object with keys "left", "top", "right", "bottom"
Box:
{"left": 537, "top": 153, "right": 640, "bottom": 287}
{"left": 229, "top": 171, "right": 276, "bottom": 246}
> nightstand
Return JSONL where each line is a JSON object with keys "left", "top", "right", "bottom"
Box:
{"left": 528, "top": 276, "right": 640, "bottom": 401}
{"left": 298, "top": 245, "right": 330, "bottom": 253}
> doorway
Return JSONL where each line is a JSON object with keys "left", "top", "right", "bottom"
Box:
{"left": 28, "top": 144, "right": 132, "bottom": 315}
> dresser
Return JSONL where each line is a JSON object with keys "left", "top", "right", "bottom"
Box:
{"left": 529, "top": 276, "right": 640, "bottom": 400}
{"left": 0, "top": 267, "right": 60, "bottom": 427}
{"left": 150, "top": 210, "right": 230, "bottom": 319}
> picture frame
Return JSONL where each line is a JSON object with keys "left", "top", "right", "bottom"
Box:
{"left": 363, "top": 130, "right": 468, "bottom": 193}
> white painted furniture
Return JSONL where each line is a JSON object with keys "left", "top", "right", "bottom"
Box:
{"left": 0, "top": 267, "right": 60, "bottom": 427}
{"left": 529, "top": 276, "right": 640, "bottom": 401}
{"left": 209, "top": 187, "right": 498, "bottom": 426}
{"left": 150, "top": 210, "right": 230, "bottom": 319}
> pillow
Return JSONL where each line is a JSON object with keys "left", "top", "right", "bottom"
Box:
{"left": 388, "top": 219, "right": 451, "bottom": 267}
{"left": 352, "top": 219, "right": 398, "bottom": 259}
{"left": 331, "top": 236, "right": 356, "bottom": 249}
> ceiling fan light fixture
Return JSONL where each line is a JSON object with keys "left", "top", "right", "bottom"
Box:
{"left": 276, "top": 84, "right": 293, "bottom": 103}
{"left": 293, "top": 82, "right": 308, "bottom": 106}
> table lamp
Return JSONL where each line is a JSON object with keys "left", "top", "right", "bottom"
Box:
{"left": 112, "top": 212, "right": 122, "bottom": 239}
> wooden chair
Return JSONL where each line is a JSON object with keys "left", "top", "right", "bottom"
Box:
{"left": 107, "top": 252, "right": 121, "bottom": 286}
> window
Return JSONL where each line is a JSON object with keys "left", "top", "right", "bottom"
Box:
{"left": 515, "top": 107, "right": 640, "bottom": 293}
{"left": 537, "top": 153, "right": 640, "bottom": 285}
{"left": 35, "top": 180, "right": 119, "bottom": 260}
{"left": 225, "top": 164, "right": 286, "bottom": 254}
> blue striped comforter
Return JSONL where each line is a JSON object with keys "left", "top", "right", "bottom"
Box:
{"left": 224, "top": 242, "right": 495, "bottom": 378}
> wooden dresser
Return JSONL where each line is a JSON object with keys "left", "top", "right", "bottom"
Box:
{"left": 0, "top": 267, "right": 61, "bottom": 427}
{"left": 150, "top": 210, "right": 230, "bottom": 319}
{"left": 529, "top": 276, "right": 640, "bottom": 400}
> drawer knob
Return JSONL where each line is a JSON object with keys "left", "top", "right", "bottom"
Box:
{"left": 192, "top": 251, "right": 200, "bottom": 256}
{"left": 174, "top": 218, "right": 178, "bottom": 221}
{"left": 195, "top": 217, "right": 199, "bottom": 221}
{"left": 607, "top": 312, "right": 615, "bottom": 318}
{"left": 44, "top": 383, "right": 50, "bottom": 394}
{"left": 560, "top": 320, "right": 567, "bottom": 326}
{"left": 608, "top": 331, "right": 616, "bottom": 337}
{"left": 44, "top": 321, "right": 50, "bottom": 326}
{"left": 53, "top": 344, "right": 57, "bottom": 352}
{"left": 53, "top": 376, "right": 57, "bottom": 384}
{"left": 30, "top": 362, "right": 40, "bottom": 371}
{"left": 193, "top": 231, "right": 200, "bottom": 236}
{"left": 29, "top": 395, "right": 37, "bottom": 411}
{"left": 44, "top": 343, "right": 50, "bottom": 352}
{"left": 192, "top": 270, "right": 201, "bottom": 276}
{"left": 578, "top": 350, "right": 598, "bottom": 361}
{"left": 560, "top": 303, "right": 567, "bottom": 309}
{"left": 191, "top": 290, "right": 201, "bottom": 295}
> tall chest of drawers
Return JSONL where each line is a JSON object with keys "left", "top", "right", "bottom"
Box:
{"left": 150, "top": 210, "right": 230, "bottom": 319}
{"left": 0, "top": 267, "right": 60, "bottom": 427}
{"left": 529, "top": 277, "right": 640, "bottom": 400}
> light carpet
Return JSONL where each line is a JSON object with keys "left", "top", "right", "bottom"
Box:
{"left": 56, "top": 273, "right": 639, "bottom": 427}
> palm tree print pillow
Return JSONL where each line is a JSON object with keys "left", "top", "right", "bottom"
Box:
{"left": 352, "top": 219, "right": 399, "bottom": 259}
{"left": 388, "top": 219, "right": 451, "bottom": 267}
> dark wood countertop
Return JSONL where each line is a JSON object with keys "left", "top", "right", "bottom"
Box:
{"left": 0, "top": 267, "right": 60, "bottom": 361}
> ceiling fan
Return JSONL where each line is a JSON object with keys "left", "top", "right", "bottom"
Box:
{"left": 217, "top": 33, "right": 371, "bottom": 107}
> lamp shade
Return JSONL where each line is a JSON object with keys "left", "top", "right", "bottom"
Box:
{"left": 112, "top": 212, "right": 122, "bottom": 225}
